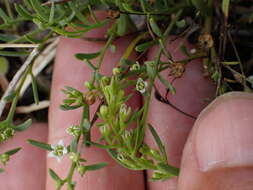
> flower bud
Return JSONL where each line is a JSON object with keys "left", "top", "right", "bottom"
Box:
{"left": 100, "top": 76, "right": 110, "bottom": 87}
{"left": 77, "top": 165, "right": 86, "bottom": 176}
{"left": 112, "top": 67, "right": 120, "bottom": 75}
{"left": 130, "top": 62, "right": 141, "bottom": 71}
{"left": 69, "top": 152, "right": 80, "bottom": 162}
{"left": 100, "top": 105, "right": 108, "bottom": 118}
{"left": 119, "top": 104, "right": 131, "bottom": 121}
{"left": 3, "top": 128, "right": 14, "bottom": 138}
{"left": 84, "top": 81, "right": 94, "bottom": 90}
{"left": 99, "top": 125, "right": 110, "bottom": 136}
{"left": 0, "top": 153, "right": 9, "bottom": 165}
{"left": 66, "top": 125, "right": 81, "bottom": 137}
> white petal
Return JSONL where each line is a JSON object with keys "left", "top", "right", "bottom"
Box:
{"left": 58, "top": 139, "right": 64, "bottom": 146}
{"left": 62, "top": 148, "right": 68, "bottom": 155}
{"left": 51, "top": 144, "right": 56, "bottom": 149}
{"left": 48, "top": 151, "right": 55, "bottom": 158}
{"left": 139, "top": 88, "right": 145, "bottom": 94}
{"left": 56, "top": 156, "right": 62, "bottom": 162}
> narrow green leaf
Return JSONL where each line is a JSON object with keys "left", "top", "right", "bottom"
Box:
{"left": 117, "top": 14, "right": 136, "bottom": 36}
{"left": 49, "top": 168, "right": 61, "bottom": 181}
{"left": 221, "top": 61, "right": 239, "bottom": 65}
{"left": 0, "top": 34, "right": 17, "bottom": 42}
{"left": 14, "top": 4, "right": 33, "bottom": 20}
{"left": 85, "top": 162, "right": 108, "bottom": 171}
{"left": 30, "top": 0, "right": 49, "bottom": 22}
{"left": 85, "top": 60, "right": 98, "bottom": 71}
{"left": 49, "top": 1, "right": 55, "bottom": 25}
{"left": 0, "top": 168, "right": 4, "bottom": 173}
{"left": 59, "top": 12, "right": 75, "bottom": 26}
{"left": 13, "top": 119, "right": 32, "bottom": 132}
{"left": 122, "top": 3, "right": 143, "bottom": 14}
{"left": 0, "top": 50, "right": 29, "bottom": 57}
{"left": 0, "top": 8, "right": 10, "bottom": 23}
{"left": 89, "top": 141, "right": 111, "bottom": 149}
{"left": 30, "top": 72, "right": 39, "bottom": 105}
{"left": 146, "top": 61, "right": 156, "bottom": 79}
{"left": 157, "top": 74, "right": 176, "bottom": 94}
{"left": 148, "top": 124, "right": 167, "bottom": 161}
{"left": 157, "top": 162, "right": 180, "bottom": 176}
{"left": 75, "top": 52, "right": 100, "bottom": 60}
{"left": 52, "top": 20, "right": 108, "bottom": 37}
{"left": 107, "top": 149, "right": 133, "bottom": 169}
{"left": 222, "top": 0, "right": 230, "bottom": 18}
{"left": 135, "top": 40, "right": 156, "bottom": 52}
{"left": 68, "top": 1, "right": 89, "bottom": 24}
{"left": 149, "top": 17, "right": 162, "bottom": 37}
{"left": 60, "top": 104, "right": 81, "bottom": 111}
{"left": 27, "top": 139, "right": 52, "bottom": 151}
{"left": 4, "top": 147, "right": 21, "bottom": 156}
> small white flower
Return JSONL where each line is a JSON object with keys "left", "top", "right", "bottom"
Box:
{"left": 130, "top": 62, "right": 141, "bottom": 71}
{"left": 66, "top": 125, "right": 81, "bottom": 137}
{"left": 136, "top": 78, "right": 148, "bottom": 94}
{"left": 48, "top": 140, "right": 68, "bottom": 162}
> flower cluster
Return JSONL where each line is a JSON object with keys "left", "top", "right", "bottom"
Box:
{"left": 136, "top": 78, "right": 148, "bottom": 94}
{"left": 48, "top": 140, "right": 68, "bottom": 162}
{"left": 66, "top": 125, "right": 81, "bottom": 138}
{"left": 0, "top": 128, "right": 15, "bottom": 143}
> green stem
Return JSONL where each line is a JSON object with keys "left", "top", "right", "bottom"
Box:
{"left": 158, "top": 10, "right": 183, "bottom": 60}
{"left": 204, "top": 0, "right": 213, "bottom": 33}
{"left": 140, "top": 0, "right": 147, "bottom": 13}
{"left": 3, "top": 0, "right": 16, "bottom": 31}
{"left": 81, "top": 104, "right": 90, "bottom": 146}
{"left": 97, "top": 33, "right": 115, "bottom": 70}
{"left": 9, "top": 28, "right": 43, "bottom": 44}
{"left": 66, "top": 162, "right": 76, "bottom": 184}
{"left": 88, "top": 4, "right": 98, "bottom": 24}
{"left": 134, "top": 9, "right": 182, "bottom": 154}
{"left": 4, "top": 0, "right": 14, "bottom": 20}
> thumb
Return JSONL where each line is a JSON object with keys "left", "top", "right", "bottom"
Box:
{"left": 179, "top": 92, "right": 253, "bottom": 190}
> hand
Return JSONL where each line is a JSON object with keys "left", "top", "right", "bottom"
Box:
{"left": 1, "top": 22, "right": 253, "bottom": 190}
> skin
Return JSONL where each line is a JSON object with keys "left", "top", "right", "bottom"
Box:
{"left": 1, "top": 15, "right": 253, "bottom": 189}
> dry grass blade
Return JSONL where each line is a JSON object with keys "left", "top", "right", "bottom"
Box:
{"left": 20, "top": 38, "right": 59, "bottom": 96}
{"left": 16, "top": 100, "right": 50, "bottom": 114}
{"left": 0, "top": 48, "right": 39, "bottom": 117}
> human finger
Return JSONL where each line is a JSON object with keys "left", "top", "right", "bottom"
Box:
{"left": 47, "top": 25, "right": 145, "bottom": 190}
{"left": 0, "top": 123, "right": 47, "bottom": 189}
{"left": 178, "top": 92, "right": 253, "bottom": 190}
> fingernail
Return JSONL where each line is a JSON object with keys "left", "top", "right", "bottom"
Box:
{"left": 195, "top": 92, "right": 253, "bottom": 171}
